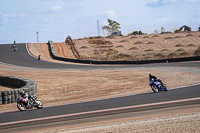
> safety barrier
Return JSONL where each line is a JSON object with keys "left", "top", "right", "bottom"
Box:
{"left": 0, "top": 75, "right": 37, "bottom": 105}
{"left": 65, "top": 36, "right": 80, "bottom": 59}
{"left": 48, "top": 38, "right": 200, "bottom": 64}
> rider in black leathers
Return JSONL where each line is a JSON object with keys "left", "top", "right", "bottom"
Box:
{"left": 149, "top": 74, "right": 163, "bottom": 86}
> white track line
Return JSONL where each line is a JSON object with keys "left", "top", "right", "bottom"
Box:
{"left": 0, "top": 97, "right": 200, "bottom": 126}
{"left": 26, "top": 43, "right": 38, "bottom": 58}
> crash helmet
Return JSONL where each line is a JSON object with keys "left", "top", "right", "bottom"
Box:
{"left": 20, "top": 90, "right": 24, "bottom": 95}
{"left": 149, "top": 74, "right": 153, "bottom": 78}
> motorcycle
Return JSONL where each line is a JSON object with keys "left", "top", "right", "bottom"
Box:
{"left": 38, "top": 55, "right": 41, "bottom": 60}
{"left": 16, "top": 95, "right": 43, "bottom": 111}
{"left": 149, "top": 79, "right": 168, "bottom": 93}
{"left": 14, "top": 46, "right": 17, "bottom": 52}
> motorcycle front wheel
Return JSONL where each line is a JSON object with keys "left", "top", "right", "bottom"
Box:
{"left": 163, "top": 84, "right": 168, "bottom": 91}
{"left": 17, "top": 102, "right": 26, "bottom": 111}
{"left": 151, "top": 85, "right": 159, "bottom": 93}
{"left": 35, "top": 100, "right": 43, "bottom": 109}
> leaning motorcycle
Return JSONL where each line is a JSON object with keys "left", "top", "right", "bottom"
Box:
{"left": 149, "top": 79, "right": 168, "bottom": 93}
{"left": 16, "top": 95, "right": 43, "bottom": 111}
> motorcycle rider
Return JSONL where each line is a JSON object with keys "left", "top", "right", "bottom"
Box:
{"left": 20, "top": 90, "right": 32, "bottom": 109}
{"left": 149, "top": 74, "right": 163, "bottom": 86}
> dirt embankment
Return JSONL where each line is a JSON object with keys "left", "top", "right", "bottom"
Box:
{"left": 74, "top": 32, "right": 200, "bottom": 61}
{"left": 53, "top": 42, "right": 75, "bottom": 58}
{"left": 28, "top": 32, "right": 200, "bottom": 62}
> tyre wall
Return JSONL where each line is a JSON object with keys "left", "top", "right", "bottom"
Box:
{"left": 65, "top": 36, "right": 80, "bottom": 59}
{"left": 48, "top": 37, "right": 200, "bottom": 64}
{"left": 0, "top": 75, "right": 37, "bottom": 105}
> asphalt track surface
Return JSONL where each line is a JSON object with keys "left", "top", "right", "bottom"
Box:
{"left": 0, "top": 43, "right": 200, "bottom": 69}
{"left": 0, "top": 43, "right": 200, "bottom": 131}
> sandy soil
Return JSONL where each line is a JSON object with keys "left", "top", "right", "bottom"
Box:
{"left": 74, "top": 31, "right": 200, "bottom": 60}
{"left": 0, "top": 31, "right": 200, "bottom": 132}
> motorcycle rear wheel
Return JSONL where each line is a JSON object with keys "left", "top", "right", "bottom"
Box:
{"left": 151, "top": 86, "right": 159, "bottom": 93}
{"left": 35, "top": 100, "right": 43, "bottom": 109}
{"left": 17, "top": 102, "right": 26, "bottom": 111}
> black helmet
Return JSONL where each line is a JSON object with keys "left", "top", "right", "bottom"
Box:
{"left": 149, "top": 74, "right": 153, "bottom": 78}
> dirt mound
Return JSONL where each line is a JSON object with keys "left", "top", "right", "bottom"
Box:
{"left": 167, "top": 53, "right": 177, "bottom": 58}
{"left": 80, "top": 46, "right": 88, "bottom": 49}
{"left": 134, "top": 41, "right": 143, "bottom": 44}
{"left": 186, "top": 34, "right": 194, "bottom": 37}
{"left": 93, "top": 45, "right": 113, "bottom": 48}
{"left": 94, "top": 49, "right": 119, "bottom": 55}
{"left": 105, "top": 35, "right": 115, "bottom": 39}
{"left": 155, "top": 53, "right": 164, "bottom": 57}
{"left": 175, "top": 44, "right": 185, "bottom": 47}
{"left": 106, "top": 49, "right": 119, "bottom": 55}
{"left": 164, "top": 37, "right": 173, "bottom": 39}
{"left": 144, "top": 49, "right": 154, "bottom": 52}
{"left": 115, "top": 53, "right": 133, "bottom": 59}
{"left": 152, "top": 35, "right": 159, "bottom": 37}
{"left": 143, "top": 36, "right": 149, "bottom": 38}
{"left": 174, "top": 36, "right": 183, "bottom": 38}
{"left": 88, "top": 40, "right": 113, "bottom": 45}
{"left": 161, "top": 49, "right": 169, "bottom": 51}
{"left": 130, "top": 36, "right": 138, "bottom": 39}
{"left": 179, "top": 52, "right": 188, "bottom": 56}
{"left": 129, "top": 47, "right": 139, "bottom": 50}
{"left": 120, "top": 39, "right": 128, "bottom": 43}
{"left": 176, "top": 48, "right": 185, "bottom": 52}
{"left": 147, "top": 41, "right": 155, "bottom": 44}
{"left": 116, "top": 45, "right": 124, "bottom": 48}
{"left": 187, "top": 44, "right": 196, "bottom": 47}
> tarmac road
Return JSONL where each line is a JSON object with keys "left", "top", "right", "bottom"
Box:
{"left": 0, "top": 43, "right": 200, "bottom": 70}
{"left": 0, "top": 43, "right": 199, "bottom": 132}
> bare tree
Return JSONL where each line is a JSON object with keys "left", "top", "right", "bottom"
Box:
{"left": 154, "top": 29, "right": 159, "bottom": 34}
{"left": 161, "top": 27, "right": 165, "bottom": 33}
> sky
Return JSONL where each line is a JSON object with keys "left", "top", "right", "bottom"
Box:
{"left": 0, "top": 0, "right": 200, "bottom": 43}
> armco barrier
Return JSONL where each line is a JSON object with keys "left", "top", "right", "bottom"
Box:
{"left": 48, "top": 38, "right": 200, "bottom": 64}
{"left": 0, "top": 75, "right": 37, "bottom": 105}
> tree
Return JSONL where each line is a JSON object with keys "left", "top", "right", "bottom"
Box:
{"left": 102, "top": 19, "right": 121, "bottom": 35}
{"left": 161, "top": 27, "right": 165, "bottom": 33}
{"left": 198, "top": 25, "right": 200, "bottom": 31}
{"left": 154, "top": 29, "right": 159, "bottom": 34}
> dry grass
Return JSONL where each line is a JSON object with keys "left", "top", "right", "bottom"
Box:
{"left": 74, "top": 32, "right": 200, "bottom": 61}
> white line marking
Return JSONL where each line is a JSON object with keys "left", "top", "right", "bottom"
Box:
{"left": 0, "top": 97, "right": 199, "bottom": 126}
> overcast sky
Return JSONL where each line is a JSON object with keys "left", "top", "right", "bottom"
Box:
{"left": 0, "top": 0, "right": 200, "bottom": 43}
